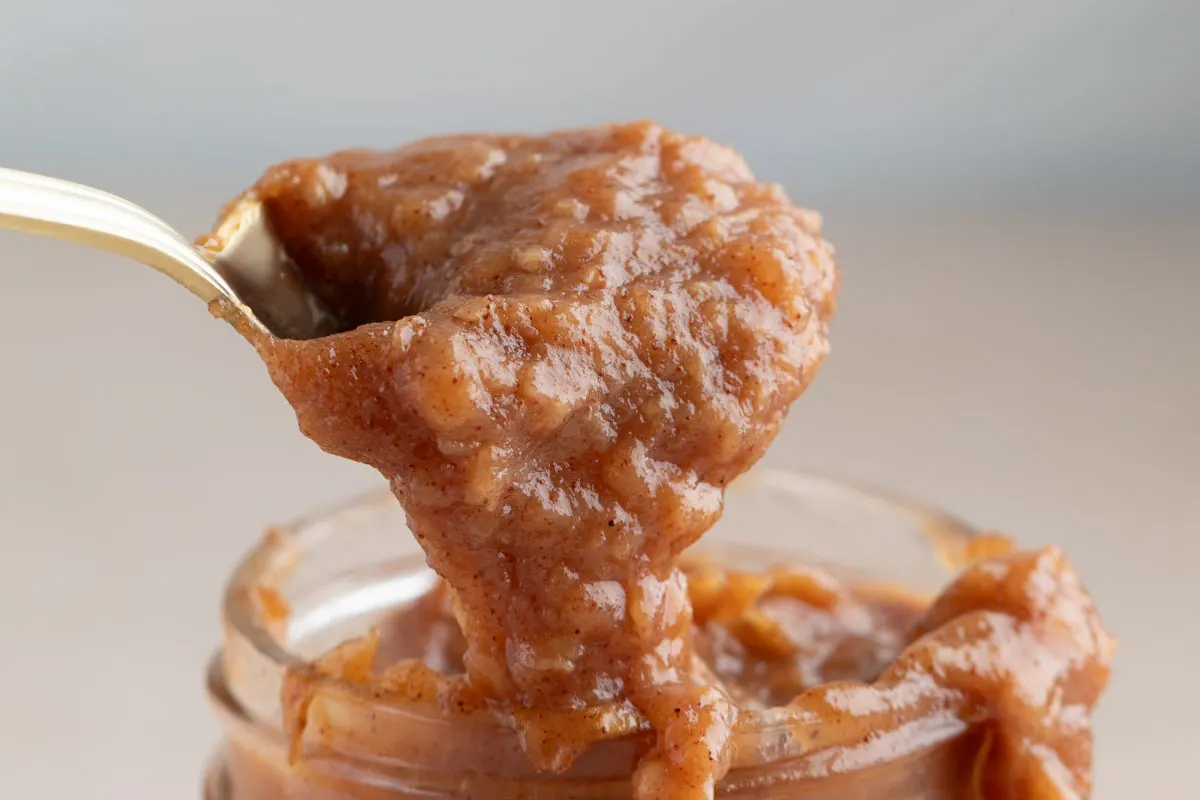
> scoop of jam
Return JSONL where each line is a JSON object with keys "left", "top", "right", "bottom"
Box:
{"left": 226, "top": 122, "right": 836, "bottom": 797}
{"left": 212, "top": 122, "right": 1111, "bottom": 798}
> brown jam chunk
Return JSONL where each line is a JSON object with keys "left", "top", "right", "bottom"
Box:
{"left": 766, "top": 546, "right": 1111, "bottom": 800}
{"left": 215, "top": 122, "right": 1111, "bottom": 798}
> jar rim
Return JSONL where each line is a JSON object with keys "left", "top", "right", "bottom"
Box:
{"left": 210, "top": 468, "right": 979, "bottom": 787}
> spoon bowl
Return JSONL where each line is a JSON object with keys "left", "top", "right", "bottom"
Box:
{"left": 0, "top": 167, "right": 338, "bottom": 341}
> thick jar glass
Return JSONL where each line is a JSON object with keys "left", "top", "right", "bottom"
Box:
{"left": 204, "top": 469, "right": 984, "bottom": 799}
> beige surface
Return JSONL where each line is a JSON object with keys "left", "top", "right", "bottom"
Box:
{"left": 0, "top": 210, "right": 1196, "bottom": 797}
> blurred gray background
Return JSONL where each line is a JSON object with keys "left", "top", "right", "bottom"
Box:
{"left": 1, "top": 1, "right": 1197, "bottom": 797}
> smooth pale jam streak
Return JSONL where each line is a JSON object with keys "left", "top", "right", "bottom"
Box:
{"left": 211, "top": 122, "right": 1111, "bottom": 799}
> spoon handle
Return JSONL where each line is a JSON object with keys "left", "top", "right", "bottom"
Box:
{"left": 0, "top": 166, "right": 238, "bottom": 307}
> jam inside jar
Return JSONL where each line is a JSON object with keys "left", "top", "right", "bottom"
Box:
{"left": 204, "top": 469, "right": 988, "bottom": 799}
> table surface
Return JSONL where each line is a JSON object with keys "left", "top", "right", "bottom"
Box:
{"left": 0, "top": 208, "right": 1196, "bottom": 797}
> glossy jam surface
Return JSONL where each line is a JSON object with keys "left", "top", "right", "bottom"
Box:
{"left": 210, "top": 123, "right": 1112, "bottom": 799}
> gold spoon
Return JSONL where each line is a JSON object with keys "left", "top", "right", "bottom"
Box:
{"left": 0, "top": 166, "right": 337, "bottom": 340}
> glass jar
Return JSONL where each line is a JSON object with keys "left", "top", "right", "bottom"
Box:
{"left": 204, "top": 469, "right": 984, "bottom": 799}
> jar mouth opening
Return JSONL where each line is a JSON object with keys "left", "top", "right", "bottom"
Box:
{"left": 211, "top": 469, "right": 978, "bottom": 782}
